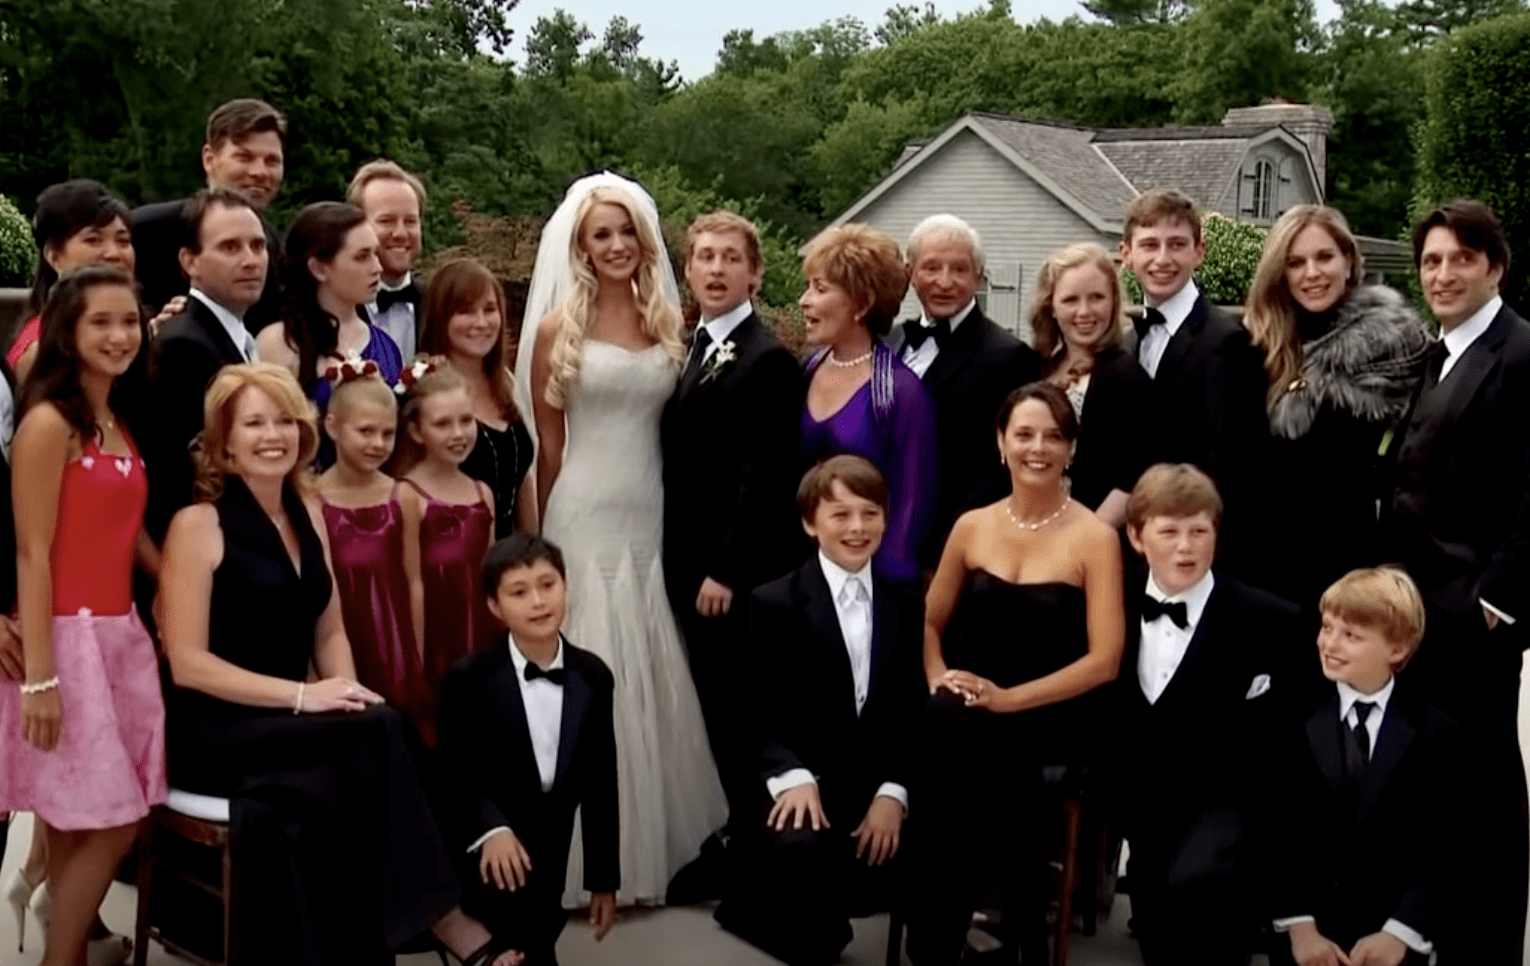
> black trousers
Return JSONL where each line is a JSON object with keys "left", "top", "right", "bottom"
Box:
{"left": 458, "top": 856, "right": 568, "bottom": 966}
{"left": 1125, "top": 805, "right": 1254, "bottom": 966}
{"left": 673, "top": 592, "right": 756, "bottom": 824}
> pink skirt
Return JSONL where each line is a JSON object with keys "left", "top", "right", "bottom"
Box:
{"left": 0, "top": 608, "right": 167, "bottom": 830}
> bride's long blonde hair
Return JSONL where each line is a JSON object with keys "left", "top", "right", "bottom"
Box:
{"left": 543, "top": 185, "right": 684, "bottom": 408}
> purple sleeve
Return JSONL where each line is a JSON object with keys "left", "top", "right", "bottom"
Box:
{"left": 877, "top": 370, "right": 939, "bottom": 584}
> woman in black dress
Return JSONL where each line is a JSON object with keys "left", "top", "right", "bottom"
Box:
{"left": 908, "top": 382, "right": 1125, "bottom": 966}
{"left": 417, "top": 258, "right": 535, "bottom": 537}
{"left": 160, "top": 362, "right": 513, "bottom": 965}
{"left": 1030, "top": 243, "right": 1156, "bottom": 528}
{"left": 1243, "top": 205, "right": 1431, "bottom": 610}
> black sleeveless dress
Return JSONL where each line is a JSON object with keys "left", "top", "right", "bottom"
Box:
{"left": 910, "top": 572, "right": 1100, "bottom": 965}
{"left": 460, "top": 417, "right": 535, "bottom": 539}
{"left": 166, "top": 476, "right": 458, "bottom": 965}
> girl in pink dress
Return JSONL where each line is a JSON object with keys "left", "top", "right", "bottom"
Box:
{"left": 0, "top": 265, "right": 167, "bottom": 966}
{"left": 395, "top": 358, "right": 497, "bottom": 746}
{"left": 315, "top": 361, "right": 429, "bottom": 733}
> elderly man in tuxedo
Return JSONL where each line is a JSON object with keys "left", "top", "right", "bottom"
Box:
{"left": 132, "top": 98, "right": 285, "bottom": 332}
{"left": 886, "top": 216, "right": 1042, "bottom": 568}
{"left": 349, "top": 159, "right": 426, "bottom": 357}
{"left": 1382, "top": 198, "right": 1530, "bottom": 963}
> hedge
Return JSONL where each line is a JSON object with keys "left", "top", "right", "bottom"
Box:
{"left": 1121, "top": 211, "right": 1269, "bottom": 307}
{"left": 0, "top": 195, "right": 35, "bottom": 288}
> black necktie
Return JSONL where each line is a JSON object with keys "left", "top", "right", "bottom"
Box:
{"left": 1344, "top": 700, "right": 1375, "bottom": 785}
{"left": 682, "top": 327, "right": 712, "bottom": 389}
{"left": 1134, "top": 306, "right": 1166, "bottom": 340}
{"left": 524, "top": 663, "right": 566, "bottom": 685}
{"left": 375, "top": 279, "right": 421, "bottom": 313}
{"left": 1421, "top": 340, "right": 1449, "bottom": 393}
{"left": 1141, "top": 594, "right": 1189, "bottom": 629}
{"left": 903, "top": 317, "right": 951, "bottom": 351}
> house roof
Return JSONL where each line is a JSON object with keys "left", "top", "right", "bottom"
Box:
{"left": 965, "top": 113, "right": 1137, "bottom": 233}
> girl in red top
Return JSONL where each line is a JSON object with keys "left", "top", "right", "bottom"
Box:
{"left": 0, "top": 266, "right": 165, "bottom": 966}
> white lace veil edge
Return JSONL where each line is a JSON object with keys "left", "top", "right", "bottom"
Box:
{"left": 512, "top": 171, "right": 681, "bottom": 463}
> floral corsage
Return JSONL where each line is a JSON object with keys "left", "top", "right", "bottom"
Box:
{"left": 394, "top": 356, "right": 438, "bottom": 395}
{"left": 323, "top": 356, "right": 379, "bottom": 385}
{"left": 701, "top": 339, "right": 737, "bottom": 384}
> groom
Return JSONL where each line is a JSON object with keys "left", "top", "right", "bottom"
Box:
{"left": 662, "top": 211, "right": 806, "bottom": 843}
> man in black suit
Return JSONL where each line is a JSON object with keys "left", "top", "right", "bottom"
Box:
{"left": 887, "top": 215, "right": 1042, "bottom": 567}
{"left": 662, "top": 210, "right": 805, "bottom": 823}
{"left": 716, "top": 457, "right": 925, "bottom": 966}
{"left": 1261, "top": 568, "right": 1466, "bottom": 966}
{"left": 132, "top": 98, "right": 285, "bottom": 332}
{"left": 1115, "top": 464, "right": 1304, "bottom": 966}
{"left": 349, "top": 159, "right": 426, "bottom": 357}
{"left": 438, "top": 536, "right": 618, "bottom": 966}
{"left": 1119, "top": 189, "right": 1268, "bottom": 576}
{"left": 145, "top": 189, "right": 267, "bottom": 539}
{"left": 1381, "top": 199, "right": 1530, "bottom": 962}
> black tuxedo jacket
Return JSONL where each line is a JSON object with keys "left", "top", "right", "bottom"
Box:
{"left": 887, "top": 307, "right": 1042, "bottom": 565}
{"left": 1069, "top": 345, "right": 1158, "bottom": 510}
{"left": 1114, "top": 571, "right": 1304, "bottom": 865}
{"left": 741, "top": 559, "right": 926, "bottom": 826}
{"left": 661, "top": 312, "right": 805, "bottom": 599}
{"left": 131, "top": 199, "right": 281, "bottom": 333}
{"left": 145, "top": 298, "right": 248, "bottom": 540}
{"left": 1383, "top": 302, "right": 1530, "bottom": 633}
{"left": 1259, "top": 685, "right": 1466, "bottom": 950}
{"left": 436, "top": 639, "right": 620, "bottom": 895}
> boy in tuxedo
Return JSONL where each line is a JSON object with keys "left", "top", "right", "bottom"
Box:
{"left": 1116, "top": 463, "right": 1303, "bottom": 966}
{"left": 1263, "top": 568, "right": 1467, "bottom": 966}
{"left": 1120, "top": 190, "right": 1268, "bottom": 576}
{"left": 715, "top": 456, "right": 926, "bottom": 966}
{"left": 437, "top": 536, "right": 618, "bottom": 966}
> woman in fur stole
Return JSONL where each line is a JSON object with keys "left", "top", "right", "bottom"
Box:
{"left": 1244, "top": 205, "right": 1432, "bottom": 612}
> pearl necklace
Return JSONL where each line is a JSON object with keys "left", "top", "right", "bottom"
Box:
{"left": 1005, "top": 493, "right": 1069, "bottom": 532}
{"left": 825, "top": 349, "right": 873, "bottom": 368}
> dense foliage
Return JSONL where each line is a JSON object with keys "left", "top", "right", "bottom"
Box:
{"left": 0, "top": 195, "right": 36, "bottom": 287}
{"left": 1120, "top": 213, "right": 1269, "bottom": 306}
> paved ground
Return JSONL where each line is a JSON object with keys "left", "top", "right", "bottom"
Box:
{"left": 5, "top": 658, "right": 1530, "bottom": 966}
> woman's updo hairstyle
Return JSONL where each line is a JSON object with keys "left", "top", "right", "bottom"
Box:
{"left": 995, "top": 381, "right": 1080, "bottom": 442}
{"left": 801, "top": 223, "right": 910, "bottom": 338}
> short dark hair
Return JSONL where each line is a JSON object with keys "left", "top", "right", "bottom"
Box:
{"left": 28, "top": 179, "right": 132, "bottom": 314}
{"left": 797, "top": 455, "right": 889, "bottom": 519}
{"left": 482, "top": 534, "right": 567, "bottom": 595}
{"left": 995, "top": 382, "right": 1079, "bottom": 440}
{"left": 206, "top": 98, "right": 286, "bottom": 150}
{"left": 181, "top": 188, "right": 258, "bottom": 255}
{"left": 1412, "top": 199, "right": 1511, "bottom": 276}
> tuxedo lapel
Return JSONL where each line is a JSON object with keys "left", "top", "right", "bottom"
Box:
{"left": 868, "top": 578, "right": 898, "bottom": 694}
{"left": 1305, "top": 695, "right": 1346, "bottom": 796}
{"left": 1152, "top": 584, "right": 1221, "bottom": 710}
{"left": 192, "top": 298, "right": 245, "bottom": 365}
{"left": 485, "top": 652, "right": 545, "bottom": 785}
{"left": 680, "top": 314, "right": 760, "bottom": 402}
{"left": 1357, "top": 701, "right": 1416, "bottom": 823}
{"left": 798, "top": 564, "right": 858, "bottom": 716}
{"left": 1435, "top": 308, "right": 1510, "bottom": 430}
{"left": 1153, "top": 296, "right": 1204, "bottom": 383}
{"left": 922, "top": 311, "right": 985, "bottom": 391}
{"left": 555, "top": 642, "right": 591, "bottom": 784}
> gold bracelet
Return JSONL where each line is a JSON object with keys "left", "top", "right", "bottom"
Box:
{"left": 293, "top": 680, "right": 305, "bottom": 715}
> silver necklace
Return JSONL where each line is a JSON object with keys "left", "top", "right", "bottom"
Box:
{"left": 825, "top": 349, "right": 873, "bottom": 368}
{"left": 1005, "top": 493, "right": 1069, "bottom": 531}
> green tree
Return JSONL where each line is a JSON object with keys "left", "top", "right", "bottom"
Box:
{"left": 1171, "top": 0, "right": 1319, "bottom": 122}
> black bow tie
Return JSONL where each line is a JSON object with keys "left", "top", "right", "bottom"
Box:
{"left": 904, "top": 317, "right": 951, "bottom": 351}
{"left": 1141, "top": 594, "right": 1189, "bottom": 629}
{"left": 375, "top": 280, "right": 421, "bottom": 313}
{"left": 524, "top": 662, "right": 566, "bottom": 685}
{"left": 1134, "top": 306, "right": 1167, "bottom": 339}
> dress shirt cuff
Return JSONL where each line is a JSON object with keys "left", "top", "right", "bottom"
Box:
{"left": 1272, "top": 916, "right": 1316, "bottom": 932}
{"left": 467, "top": 826, "right": 512, "bottom": 854}
{"left": 874, "top": 782, "right": 908, "bottom": 812}
{"left": 1383, "top": 918, "right": 1432, "bottom": 955}
{"left": 765, "top": 768, "right": 816, "bottom": 800}
{"left": 1481, "top": 598, "right": 1517, "bottom": 625}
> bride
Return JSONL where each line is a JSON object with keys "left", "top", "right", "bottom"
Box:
{"left": 516, "top": 173, "right": 727, "bottom": 907}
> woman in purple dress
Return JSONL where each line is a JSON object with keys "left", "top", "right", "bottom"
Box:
{"left": 798, "top": 224, "right": 937, "bottom": 584}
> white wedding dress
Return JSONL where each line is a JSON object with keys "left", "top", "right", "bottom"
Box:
{"left": 544, "top": 339, "right": 728, "bottom": 907}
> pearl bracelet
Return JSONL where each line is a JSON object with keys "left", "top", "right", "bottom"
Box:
{"left": 20, "top": 677, "right": 59, "bottom": 696}
{"left": 293, "top": 681, "right": 305, "bottom": 715}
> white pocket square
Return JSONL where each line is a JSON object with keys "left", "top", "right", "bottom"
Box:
{"left": 1245, "top": 674, "right": 1271, "bottom": 700}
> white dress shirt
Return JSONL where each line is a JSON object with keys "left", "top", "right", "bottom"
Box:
{"left": 189, "top": 288, "right": 256, "bottom": 362}
{"left": 468, "top": 636, "right": 565, "bottom": 854}
{"left": 1137, "top": 570, "right": 1215, "bottom": 705}
{"left": 693, "top": 300, "right": 753, "bottom": 368}
{"left": 365, "top": 272, "right": 417, "bottom": 359}
{"left": 764, "top": 553, "right": 908, "bottom": 811}
{"left": 901, "top": 299, "right": 976, "bottom": 378}
{"left": 1137, "top": 280, "right": 1200, "bottom": 379}
{"left": 1438, "top": 294, "right": 1501, "bottom": 381}
{"left": 1273, "top": 674, "right": 1431, "bottom": 957}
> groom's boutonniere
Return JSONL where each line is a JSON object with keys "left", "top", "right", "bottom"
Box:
{"left": 701, "top": 340, "right": 737, "bottom": 384}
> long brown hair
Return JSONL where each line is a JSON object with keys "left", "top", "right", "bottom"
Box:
{"left": 418, "top": 258, "right": 517, "bottom": 419}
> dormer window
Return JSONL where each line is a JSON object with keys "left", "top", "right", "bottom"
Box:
{"left": 1252, "top": 158, "right": 1276, "bottom": 221}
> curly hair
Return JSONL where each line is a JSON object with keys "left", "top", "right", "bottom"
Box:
{"left": 801, "top": 223, "right": 909, "bottom": 338}
{"left": 543, "top": 185, "right": 683, "bottom": 409}
{"left": 193, "top": 362, "right": 319, "bottom": 502}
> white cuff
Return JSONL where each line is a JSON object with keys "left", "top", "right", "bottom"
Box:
{"left": 874, "top": 782, "right": 908, "bottom": 812}
{"left": 1383, "top": 918, "right": 1433, "bottom": 955}
{"left": 467, "top": 826, "right": 511, "bottom": 854}
{"left": 1272, "top": 916, "right": 1316, "bottom": 932}
{"left": 765, "top": 768, "right": 816, "bottom": 800}
{"left": 1482, "top": 599, "right": 1517, "bottom": 625}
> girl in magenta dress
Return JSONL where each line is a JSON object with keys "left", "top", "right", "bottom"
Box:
{"left": 316, "top": 361, "right": 429, "bottom": 730}
{"left": 396, "top": 358, "right": 497, "bottom": 745}
{"left": 0, "top": 266, "right": 166, "bottom": 965}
